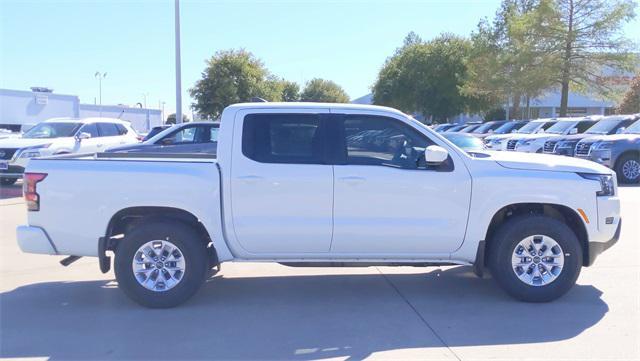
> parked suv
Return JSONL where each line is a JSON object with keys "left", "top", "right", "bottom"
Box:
{"left": 486, "top": 119, "right": 557, "bottom": 151}
{"left": 107, "top": 122, "right": 219, "bottom": 155}
{"left": 545, "top": 115, "right": 636, "bottom": 157}
{"left": 575, "top": 116, "right": 640, "bottom": 184}
{"left": 507, "top": 117, "right": 599, "bottom": 153}
{"left": 0, "top": 118, "right": 139, "bottom": 185}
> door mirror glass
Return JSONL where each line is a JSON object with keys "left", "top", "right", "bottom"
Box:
{"left": 424, "top": 145, "right": 448, "bottom": 165}
{"left": 76, "top": 132, "right": 91, "bottom": 141}
{"left": 569, "top": 128, "right": 578, "bottom": 134}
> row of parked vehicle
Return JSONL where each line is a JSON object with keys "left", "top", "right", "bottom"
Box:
{"left": 0, "top": 117, "right": 219, "bottom": 185}
{"left": 433, "top": 114, "right": 640, "bottom": 184}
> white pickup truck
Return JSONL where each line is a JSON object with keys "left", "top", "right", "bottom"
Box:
{"left": 17, "top": 103, "right": 621, "bottom": 308}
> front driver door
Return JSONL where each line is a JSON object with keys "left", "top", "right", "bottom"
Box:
{"left": 230, "top": 109, "right": 333, "bottom": 254}
{"left": 331, "top": 112, "right": 472, "bottom": 255}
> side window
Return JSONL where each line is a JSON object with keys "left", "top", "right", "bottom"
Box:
{"left": 97, "top": 123, "right": 119, "bottom": 137}
{"left": 115, "top": 124, "right": 128, "bottom": 135}
{"left": 242, "top": 113, "right": 323, "bottom": 164}
{"left": 79, "top": 123, "right": 100, "bottom": 138}
{"left": 160, "top": 126, "right": 198, "bottom": 145}
{"left": 342, "top": 115, "right": 431, "bottom": 169}
{"left": 210, "top": 127, "right": 219, "bottom": 143}
{"left": 576, "top": 121, "right": 595, "bottom": 133}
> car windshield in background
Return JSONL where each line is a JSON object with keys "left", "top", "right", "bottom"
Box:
{"left": 458, "top": 124, "right": 480, "bottom": 133}
{"left": 472, "top": 122, "right": 496, "bottom": 134}
{"left": 545, "top": 121, "right": 576, "bottom": 134}
{"left": 493, "top": 121, "right": 525, "bottom": 134}
{"left": 585, "top": 119, "right": 624, "bottom": 134}
{"left": 624, "top": 120, "right": 640, "bottom": 134}
{"left": 515, "top": 121, "right": 544, "bottom": 133}
{"left": 22, "top": 122, "right": 81, "bottom": 139}
{"left": 442, "top": 133, "right": 485, "bottom": 152}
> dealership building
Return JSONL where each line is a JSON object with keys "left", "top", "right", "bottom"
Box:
{"left": 0, "top": 87, "right": 162, "bottom": 132}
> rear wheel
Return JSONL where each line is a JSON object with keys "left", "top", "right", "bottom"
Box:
{"left": 488, "top": 215, "right": 582, "bottom": 302}
{"left": 114, "top": 220, "right": 208, "bottom": 308}
{"left": 615, "top": 153, "right": 640, "bottom": 184}
{"left": 0, "top": 178, "right": 17, "bottom": 186}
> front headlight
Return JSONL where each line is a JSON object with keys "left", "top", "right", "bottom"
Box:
{"left": 17, "top": 144, "right": 51, "bottom": 159}
{"left": 579, "top": 173, "right": 615, "bottom": 196}
{"left": 592, "top": 141, "right": 612, "bottom": 151}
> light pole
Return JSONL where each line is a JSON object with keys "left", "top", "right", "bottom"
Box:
{"left": 174, "top": 0, "right": 183, "bottom": 124}
{"left": 95, "top": 71, "right": 107, "bottom": 117}
{"left": 142, "top": 92, "right": 149, "bottom": 109}
{"left": 160, "top": 101, "right": 166, "bottom": 124}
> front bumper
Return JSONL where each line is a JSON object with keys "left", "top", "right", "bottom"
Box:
{"left": 16, "top": 225, "right": 58, "bottom": 255}
{"left": 553, "top": 147, "right": 575, "bottom": 157}
{"left": 0, "top": 165, "right": 25, "bottom": 178}
{"left": 587, "top": 219, "right": 621, "bottom": 266}
{"left": 577, "top": 150, "right": 614, "bottom": 168}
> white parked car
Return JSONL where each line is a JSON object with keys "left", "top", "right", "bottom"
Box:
{"left": 17, "top": 103, "right": 621, "bottom": 308}
{"left": 0, "top": 117, "right": 139, "bottom": 185}
{"left": 505, "top": 117, "right": 600, "bottom": 153}
{"left": 485, "top": 119, "right": 557, "bottom": 150}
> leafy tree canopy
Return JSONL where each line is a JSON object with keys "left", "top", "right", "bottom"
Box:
{"left": 300, "top": 78, "right": 350, "bottom": 103}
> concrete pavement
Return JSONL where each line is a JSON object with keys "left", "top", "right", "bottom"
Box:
{"left": 1, "top": 184, "right": 638, "bottom": 360}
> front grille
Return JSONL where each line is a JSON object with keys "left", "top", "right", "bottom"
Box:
{"left": 575, "top": 142, "right": 592, "bottom": 156}
{"left": 543, "top": 141, "right": 558, "bottom": 153}
{"left": 0, "top": 148, "right": 18, "bottom": 160}
{"left": 506, "top": 139, "right": 518, "bottom": 150}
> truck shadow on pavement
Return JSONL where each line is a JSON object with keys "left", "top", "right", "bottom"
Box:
{"left": 0, "top": 266, "right": 608, "bottom": 360}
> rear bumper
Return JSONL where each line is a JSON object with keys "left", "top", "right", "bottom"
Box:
{"left": 586, "top": 219, "right": 621, "bottom": 266}
{"left": 16, "top": 225, "right": 58, "bottom": 255}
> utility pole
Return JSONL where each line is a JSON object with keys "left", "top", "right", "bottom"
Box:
{"left": 95, "top": 71, "right": 107, "bottom": 117}
{"left": 174, "top": 0, "right": 183, "bottom": 124}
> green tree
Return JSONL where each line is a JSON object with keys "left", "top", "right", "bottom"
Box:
{"left": 263, "top": 77, "right": 300, "bottom": 102}
{"left": 521, "top": 0, "right": 638, "bottom": 116}
{"left": 166, "top": 113, "right": 189, "bottom": 124}
{"left": 465, "top": 0, "right": 555, "bottom": 119}
{"left": 617, "top": 76, "right": 640, "bottom": 113}
{"left": 190, "top": 49, "right": 271, "bottom": 119}
{"left": 300, "top": 78, "right": 350, "bottom": 103}
{"left": 372, "top": 33, "right": 489, "bottom": 122}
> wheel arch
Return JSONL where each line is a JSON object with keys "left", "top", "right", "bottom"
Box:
{"left": 105, "top": 206, "right": 219, "bottom": 268}
{"left": 484, "top": 202, "right": 589, "bottom": 266}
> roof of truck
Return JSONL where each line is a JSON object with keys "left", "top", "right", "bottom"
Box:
{"left": 225, "top": 102, "right": 408, "bottom": 116}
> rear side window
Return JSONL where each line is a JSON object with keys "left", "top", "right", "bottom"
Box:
{"left": 115, "top": 124, "right": 128, "bottom": 135}
{"left": 79, "top": 123, "right": 100, "bottom": 138}
{"left": 242, "top": 114, "right": 323, "bottom": 164}
{"left": 97, "top": 123, "right": 120, "bottom": 136}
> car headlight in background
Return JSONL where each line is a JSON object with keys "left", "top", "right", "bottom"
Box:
{"left": 579, "top": 173, "right": 615, "bottom": 196}
{"left": 592, "top": 141, "right": 612, "bottom": 151}
{"left": 17, "top": 144, "right": 51, "bottom": 159}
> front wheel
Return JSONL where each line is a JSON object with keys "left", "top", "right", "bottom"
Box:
{"left": 488, "top": 215, "right": 582, "bottom": 302}
{"left": 114, "top": 220, "right": 208, "bottom": 308}
{"left": 615, "top": 153, "right": 640, "bottom": 184}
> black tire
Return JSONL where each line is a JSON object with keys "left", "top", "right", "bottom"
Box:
{"left": 0, "top": 178, "right": 17, "bottom": 186}
{"left": 114, "top": 220, "right": 208, "bottom": 308}
{"left": 488, "top": 215, "right": 582, "bottom": 302}
{"left": 615, "top": 153, "right": 640, "bottom": 184}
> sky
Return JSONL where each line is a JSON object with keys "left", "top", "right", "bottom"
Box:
{"left": 1, "top": 0, "right": 639, "bottom": 118}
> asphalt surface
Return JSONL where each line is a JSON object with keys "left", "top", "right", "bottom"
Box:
{"left": 1, "top": 181, "right": 638, "bottom": 360}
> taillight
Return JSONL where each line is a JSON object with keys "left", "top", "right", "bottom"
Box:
{"left": 23, "top": 173, "right": 47, "bottom": 211}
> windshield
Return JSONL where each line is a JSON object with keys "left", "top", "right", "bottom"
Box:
{"left": 23, "top": 122, "right": 81, "bottom": 139}
{"left": 515, "top": 121, "right": 545, "bottom": 134}
{"left": 585, "top": 119, "right": 624, "bottom": 134}
{"left": 493, "top": 122, "right": 523, "bottom": 134}
{"left": 459, "top": 124, "right": 480, "bottom": 133}
{"left": 473, "top": 122, "right": 499, "bottom": 134}
{"left": 625, "top": 120, "right": 640, "bottom": 134}
{"left": 545, "top": 121, "right": 577, "bottom": 134}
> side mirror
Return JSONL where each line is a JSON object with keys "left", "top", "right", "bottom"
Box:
{"left": 569, "top": 128, "right": 578, "bottom": 134}
{"left": 76, "top": 132, "right": 91, "bottom": 141}
{"left": 488, "top": 129, "right": 494, "bottom": 134}
{"left": 510, "top": 129, "right": 517, "bottom": 133}
{"left": 616, "top": 127, "right": 626, "bottom": 134}
{"left": 424, "top": 145, "right": 449, "bottom": 165}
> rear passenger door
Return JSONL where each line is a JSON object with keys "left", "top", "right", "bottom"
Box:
{"left": 96, "top": 123, "right": 126, "bottom": 150}
{"left": 230, "top": 109, "right": 333, "bottom": 254}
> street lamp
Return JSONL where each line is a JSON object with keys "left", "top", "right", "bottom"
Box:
{"left": 95, "top": 71, "right": 107, "bottom": 116}
{"left": 175, "top": 0, "right": 183, "bottom": 124}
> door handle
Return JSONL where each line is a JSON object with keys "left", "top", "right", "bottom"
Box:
{"left": 338, "top": 176, "right": 365, "bottom": 185}
{"left": 237, "top": 175, "right": 264, "bottom": 183}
